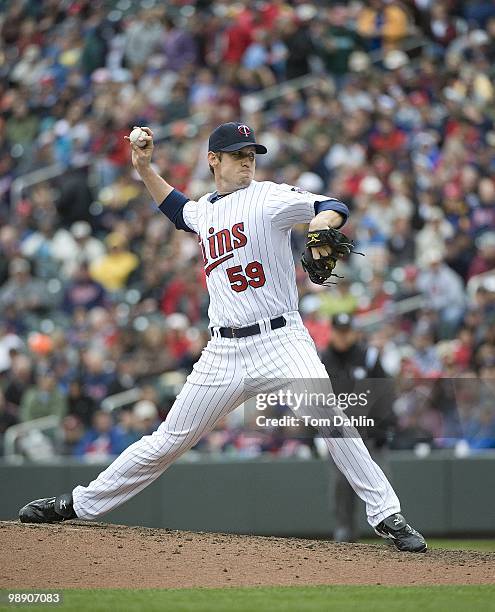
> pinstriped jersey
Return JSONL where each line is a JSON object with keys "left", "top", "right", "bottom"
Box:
{"left": 181, "top": 180, "right": 339, "bottom": 328}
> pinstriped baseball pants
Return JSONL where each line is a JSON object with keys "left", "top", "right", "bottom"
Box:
{"left": 72, "top": 312, "right": 400, "bottom": 527}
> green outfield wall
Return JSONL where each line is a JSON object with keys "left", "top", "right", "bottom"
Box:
{"left": 1, "top": 453, "right": 494, "bottom": 536}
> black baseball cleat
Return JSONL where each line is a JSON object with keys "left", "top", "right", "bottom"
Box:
{"left": 19, "top": 493, "right": 77, "bottom": 524}
{"left": 374, "top": 513, "right": 427, "bottom": 553}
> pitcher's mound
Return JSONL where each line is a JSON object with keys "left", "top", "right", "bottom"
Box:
{"left": 1, "top": 521, "right": 493, "bottom": 589}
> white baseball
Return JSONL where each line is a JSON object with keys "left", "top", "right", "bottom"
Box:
{"left": 129, "top": 127, "right": 147, "bottom": 148}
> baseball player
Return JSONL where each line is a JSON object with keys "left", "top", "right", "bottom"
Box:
{"left": 19, "top": 122, "right": 426, "bottom": 553}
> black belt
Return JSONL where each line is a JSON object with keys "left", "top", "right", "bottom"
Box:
{"left": 212, "top": 316, "right": 286, "bottom": 339}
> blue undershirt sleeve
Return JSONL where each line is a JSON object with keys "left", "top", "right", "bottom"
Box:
{"left": 314, "top": 199, "right": 349, "bottom": 228}
{"left": 157, "top": 189, "right": 195, "bottom": 233}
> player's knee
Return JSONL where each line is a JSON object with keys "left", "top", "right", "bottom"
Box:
{"left": 150, "top": 427, "right": 198, "bottom": 458}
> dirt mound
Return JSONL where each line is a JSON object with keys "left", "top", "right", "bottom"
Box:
{"left": 1, "top": 521, "right": 493, "bottom": 589}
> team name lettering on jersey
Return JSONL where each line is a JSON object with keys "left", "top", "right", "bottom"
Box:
{"left": 202, "top": 223, "right": 248, "bottom": 276}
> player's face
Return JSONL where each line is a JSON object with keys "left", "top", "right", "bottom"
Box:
{"left": 211, "top": 145, "right": 256, "bottom": 191}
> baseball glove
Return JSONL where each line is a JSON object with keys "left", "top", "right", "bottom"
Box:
{"left": 301, "top": 228, "right": 362, "bottom": 285}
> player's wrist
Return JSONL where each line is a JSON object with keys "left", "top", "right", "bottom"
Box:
{"left": 309, "top": 221, "right": 330, "bottom": 231}
{"left": 136, "top": 163, "right": 154, "bottom": 176}
{"left": 310, "top": 211, "right": 343, "bottom": 230}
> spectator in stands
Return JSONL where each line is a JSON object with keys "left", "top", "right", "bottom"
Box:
{"left": 106, "top": 356, "right": 139, "bottom": 396}
{"left": 0, "top": 321, "right": 23, "bottom": 375}
{"left": 318, "top": 278, "right": 358, "bottom": 318}
{"left": 356, "top": 0, "right": 411, "bottom": 51}
{"left": 471, "top": 178, "right": 495, "bottom": 237}
{"left": 80, "top": 19, "right": 109, "bottom": 78}
{"left": 62, "top": 263, "right": 106, "bottom": 315}
{"left": 123, "top": 8, "right": 164, "bottom": 69}
{"left": 19, "top": 369, "right": 67, "bottom": 422}
{"left": 463, "top": 406, "right": 495, "bottom": 450}
{"left": 3, "top": 354, "right": 33, "bottom": 410}
{"left": 67, "top": 380, "right": 97, "bottom": 428}
{"left": 74, "top": 409, "right": 129, "bottom": 460}
{"left": 0, "top": 258, "right": 53, "bottom": 318}
{"left": 387, "top": 217, "right": 415, "bottom": 266}
{"left": 411, "top": 331, "right": 442, "bottom": 377}
{"left": 314, "top": 4, "right": 363, "bottom": 78}
{"left": 221, "top": 6, "right": 255, "bottom": 79}
{"left": 55, "top": 415, "right": 85, "bottom": 456}
{"left": 415, "top": 208, "right": 454, "bottom": 266}
{"left": 113, "top": 408, "right": 140, "bottom": 450}
{"left": 278, "top": 9, "right": 314, "bottom": 81}
{"left": 426, "top": 1, "right": 462, "bottom": 51}
{"left": 132, "top": 324, "right": 174, "bottom": 380}
{"left": 55, "top": 167, "right": 95, "bottom": 226}
{"left": 21, "top": 213, "right": 73, "bottom": 279}
{"left": 80, "top": 350, "right": 115, "bottom": 403}
{"left": 132, "top": 400, "right": 160, "bottom": 436}
{"left": 468, "top": 231, "right": 495, "bottom": 280}
{"left": 60, "top": 221, "right": 105, "bottom": 279}
{"left": 162, "top": 16, "right": 197, "bottom": 73}
{"left": 5, "top": 100, "right": 39, "bottom": 149}
{"left": 241, "top": 30, "right": 281, "bottom": 88}
{"left": 416, "top": 252, "right": 466, "bottom": 336}
{"left": 89, "top": 232, "right": 139, "bottom": 292}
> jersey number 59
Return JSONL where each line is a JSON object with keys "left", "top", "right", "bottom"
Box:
{"left": 226, "top": 261, "right": 266, "bottom": 292}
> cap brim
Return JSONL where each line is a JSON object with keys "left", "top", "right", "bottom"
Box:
{"left": 217, "top": 142, "right": 267, "bottom": 154}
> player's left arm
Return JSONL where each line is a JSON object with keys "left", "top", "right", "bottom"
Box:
{"left": 309, "top": 207, "right": 347, "bottom": 260}
{"left": 266, "top": 184, "right": 349, "bottom": 233}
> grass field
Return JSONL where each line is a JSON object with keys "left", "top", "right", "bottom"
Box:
{"left": 1, "top": 586, "right": 495, "bottom": 612}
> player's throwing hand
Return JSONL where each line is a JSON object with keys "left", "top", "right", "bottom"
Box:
{"left": 125, "top": 126, "right": 154, "bottom": 172}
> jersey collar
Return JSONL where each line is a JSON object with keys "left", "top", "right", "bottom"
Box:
{"left": 208, "top": 191, "right": 229, "bottom": 204}
{"left": 208, "top": 181, "right": 256, "bottom": 203}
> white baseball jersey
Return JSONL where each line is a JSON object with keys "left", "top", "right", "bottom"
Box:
{"left": 72, "top": 178, "right": 401, "bottom": 530}
{"left": 181, "top": 180, "right": 342, "bottom": 327}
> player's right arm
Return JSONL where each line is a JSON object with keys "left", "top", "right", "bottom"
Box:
{"left": 126, "top": 126, "right": 172, "bottom": 202}
{"left": 126, "top": 126, "right": 197, "bottom": 234}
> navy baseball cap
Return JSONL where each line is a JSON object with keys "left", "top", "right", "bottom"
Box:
{"left": 332, "top": 313, "right": 354, "bottom": 329}
{"left": 208, "top": 122, "right": 267, "bottom": 154}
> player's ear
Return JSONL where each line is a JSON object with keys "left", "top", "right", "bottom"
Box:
{"left": 207, "top": 151, "right": 220, "bottom": 168}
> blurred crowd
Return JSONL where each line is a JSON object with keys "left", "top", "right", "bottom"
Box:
{"left": 1, "top": 0, "right": 495, "bottom": 460}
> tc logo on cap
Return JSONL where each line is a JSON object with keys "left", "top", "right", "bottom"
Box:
{"left": 238, "top": 124, "right": 251, "bottom": 137}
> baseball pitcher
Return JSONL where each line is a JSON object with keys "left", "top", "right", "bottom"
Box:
{"left": 19, "top": 122, "right": 426, "bottom": 552}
